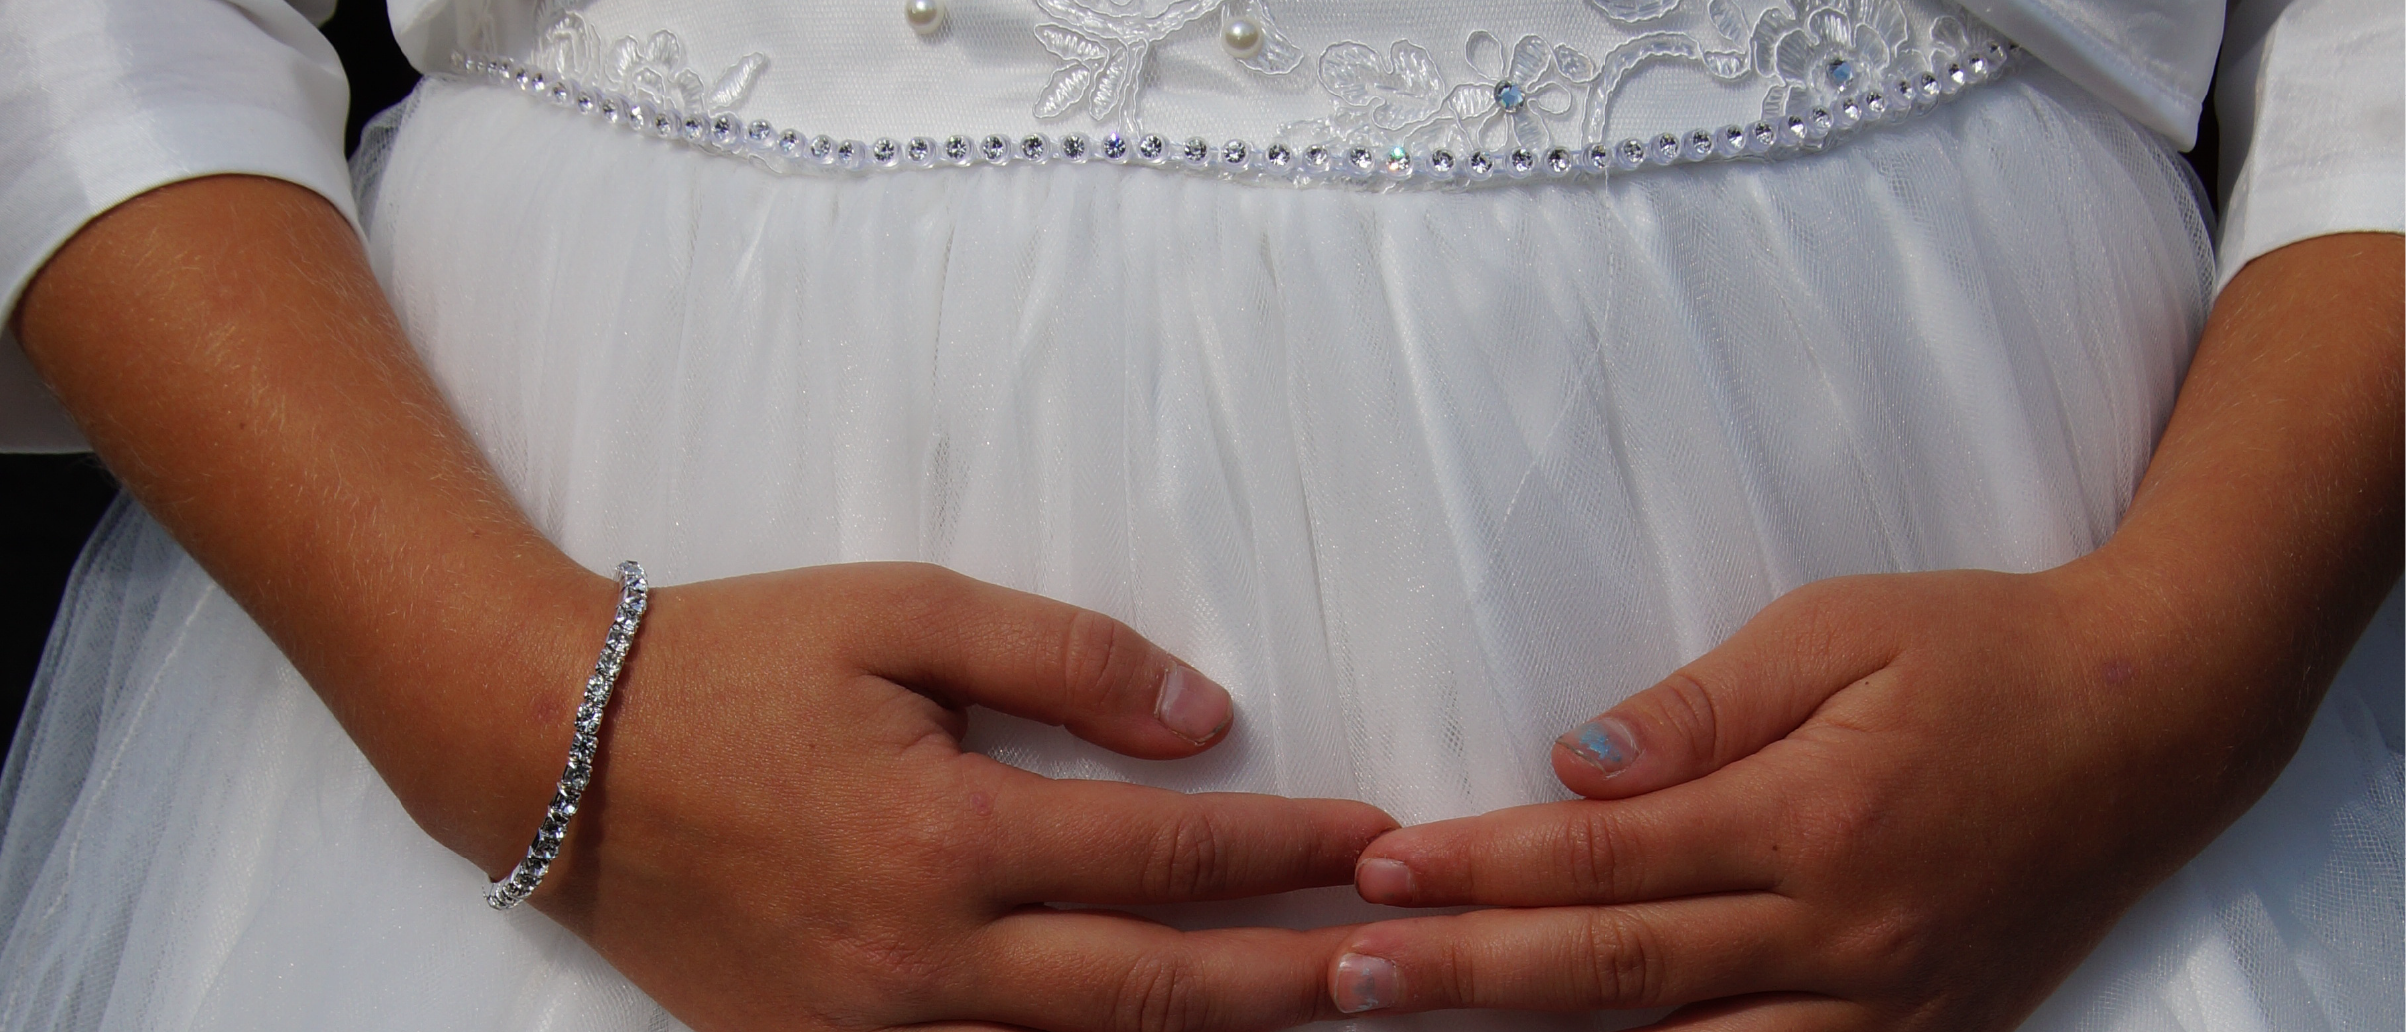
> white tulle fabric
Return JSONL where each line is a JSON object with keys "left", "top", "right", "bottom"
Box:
{"left": 0, "top": 62, "right": 2398, "bottom": 1032}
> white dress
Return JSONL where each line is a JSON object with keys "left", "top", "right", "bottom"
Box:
{"left": 0, "top": 0, "right": 2398, "bottom": 1029}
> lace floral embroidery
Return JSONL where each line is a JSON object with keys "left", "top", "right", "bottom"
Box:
{"left": 532, "top": 12, "right": 767, "bottom": 119}
{"left": 1287, "top": 0, "right": 1997, "bottom": 152}
{"left": 1032, "top": 0, "right": 1301, "bottom": 126}
{"left": 469, "top": 0, "right": 2018, "bottom": 189}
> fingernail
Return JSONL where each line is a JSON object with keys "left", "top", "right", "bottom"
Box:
{"left": 1154, "top": 666, "right": 1231, "bottom": 745}
{"left": 1332, "top": 953, "right": 1398, "bottom": 1014}
{"left": 1556, "top": 717, "right": 1638, "bottom": 776}
{"left": 1356, "top": 858, "right": 1415, "bottom": 904}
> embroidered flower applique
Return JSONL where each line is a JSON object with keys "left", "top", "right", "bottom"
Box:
{"left": 1751, "top": 0, "right": 1914, "bottom": 123}
{"left": 533, "top": 13, "right": 767, "bottom": 117}
{"left": 1442, "top": 33, "right": 1578, "bottom": 153}
{"left": 1032, "top": 0, "right": 1300, "bottom": 127}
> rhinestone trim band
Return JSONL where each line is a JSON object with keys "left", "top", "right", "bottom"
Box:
{"left": 450, "top": 39, "right": 2017, "bottom": 190}
{"left": 485, "top": 560, "right": 649, "bottom": 910}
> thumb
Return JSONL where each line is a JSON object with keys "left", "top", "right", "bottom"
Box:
{"left": 1553, "top": 579, "right": 1898, "bottom": 799}
{"left": 833, "top": 562, "right": 1234, "bottom": 760}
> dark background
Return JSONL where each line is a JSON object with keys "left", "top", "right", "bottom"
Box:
{"left": 0, "top": 15, "right": 2224, "bottom": 743}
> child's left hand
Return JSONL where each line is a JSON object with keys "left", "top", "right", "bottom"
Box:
{"left": 1316, "top": 230, "right": 2402, "bottom": 1032}
{"left": 1319, "top": 563, "right": 2327, "bottom": 1029}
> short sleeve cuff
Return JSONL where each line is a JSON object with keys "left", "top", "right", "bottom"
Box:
{"left": 0, "top": 102, "right": 357, "bottom": 452}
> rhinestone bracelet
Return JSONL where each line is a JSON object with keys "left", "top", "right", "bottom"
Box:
{"left": 486, "top": 560, "right": 649, "bottom": 910}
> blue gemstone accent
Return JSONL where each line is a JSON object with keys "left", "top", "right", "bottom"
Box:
{"left": 1828, "top": 58, "right": 1855, "bottom": 86}
{"left": 1494, "top": 81, "right": 1525, "bottom": 112}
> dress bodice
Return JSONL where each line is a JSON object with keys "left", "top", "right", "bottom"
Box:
{"left": 453, "top": 0, "right": 2024, "bottom": 185}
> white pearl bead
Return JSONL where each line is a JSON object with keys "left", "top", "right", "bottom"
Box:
{"left": 1220, "top": 17, "right": 1264, "bottom": 60}
{"left": 904, "top": 0, "right": 946, "bottom": 36}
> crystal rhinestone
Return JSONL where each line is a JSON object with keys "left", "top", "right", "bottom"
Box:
{"left": 1682, "top": 128, "right": 1713, "bottom": 161}
{"left": 1827, "top": 57, "right": 1854, "bottom": 87}
{"left": 575, "top": 90, "right": 596, "bottom": 114}
{"left": 1221, "top": 17, "right": 1265, "bottom": 60}
{"left": 835, "top": 139, "right": 862, "bottom": 166}
{"left": 1615, "top": 138, "right": 1646, "bottom": 169}
{"left": 1585, "top": 142, "right": 1612, "bottom": 171}
{"left": 598, "top": 96, "right": 622, "bottom": 123}
{"left": 981, "top": 134, "right": 1009, "bottom": 163}
{"left": 1137, "top": 133, "right": 1167, "bottom": 161}
{"left": 711, "top": 114, "right": 739, "bottom": 145}
{"left": 904, "top": 0, "right": 947, "bottom": 36}
{"left": 1494, "top": 81, "right": 1525, "bottom": 112}
{"left": 1101, "top": 132, "right": 1128, "bottom": 160}
{"left": 1968, "top": 55, "right": 1991, "bottom": 79}
{"left": 1386, "top": 144, "right": 1410, "bottom": 174}
{"left": 1429, "top": 149, "right": 1455, "bottom": 173}
{"left": 809, "top": 134, "right": 836, "bottom": 160}
{"left": 1648, "top": 133, "right": 1678, "bottom": 165}
{"left": 1917, "top": 72, "right": 1942, "bottom": 102}
{"left": 1061, "top": 133, "right": 1088, "bottom": 160}
{"left": 778, "top": 129, "right": 804, "bottom": 156}
{"left": 1347, "top": 146, "right": 1375, "bottom": 172}
{"left": 532, "top": 838, "right": 559, "bottom": 861}
{"left": 1745, "top": 121, "right": 1776, "bottom": 153}
{"left": 872, "top": 138, "right": 899, "bottom": 165}
{"left": 1984, "top": 41, "right": 2008, "bottom": 63}
{"left": 681, "top": 114, "right": 708, "bottom": 141}
{"left": 523, "top": 70, "right": 545, "bottom": 92}
{"left": 747, "top": 119, "right": 774, "bottom": 145}
{"left": 1863, "top": 90, "right": 1888, "bottom": 120}
{"left": 1716, "top": 124, "right": 1745, "bottom": 157}
{"left": 1944, "top": 62, "right": 1967, "bottom": 89}
{"left": 907, "top": 136, "right": 934, "bottom": 164}
{"left": 1465, "top": 150, "right": 1493, "bottom": 177}
{"left": 1181, "top": 137, "right": 1210, "bottom": 165}
{"left": 1302, "top": 144, "right": 1331, "bottom": 171}
{"left": 1544, "top": 146, "right": 1572, "bottom": 174}
{"left": 1780, "top": 115, "right": 1807, "bottom": 146}
{"left": 1021, "top": 134, "right": 1048, "bottom": 161}
{"left": 1834, "top": 98, "right": 1862, "bottom": 130}
{"left": 945, "top": 135, "right": 972, "bottom": 163}
{"left": 1265, "top": 142, "right": 1293, "bottom": 168}
{"left": 549, "top": 83, "right": 572, "bottom": 105}
{"left": 1807, "top": 108, "right": 1834, "bottom": 139}
{"left": 1222, "top": 139, "right": 1248, "bottom": 166}
{"left": 651, "top": 111, "right": 678, "bottom": 137}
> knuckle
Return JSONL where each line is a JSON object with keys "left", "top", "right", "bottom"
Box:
{"left": 1648, "top": 670, "right": 1728, "bottom": 765}
{"left": 1835, "top": 906, "right": 1929, "bottom": 976}
{"left": 1112, "top": 953, "right": 1209, "bottom": 1032}
{"left": 1578, "top": 911, "right": 1664, "bottom": 1005}
{"left": 1144, "top": 808, "right": 1228, "bottom": 899}
{"left": 831, "top": 928, "right": 948, "bottom": 1007}
{"left": 1555, "top": 810, "right": 1631, "bottom": 900}
{"left": 1058, "top": 608, "right": 1141, "bottom": 715}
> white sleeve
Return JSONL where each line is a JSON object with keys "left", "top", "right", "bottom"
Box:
{"left": 2214, "top": 0, "right": 2405, "bottom": 292}
{"left": 0, "top": 0, "right": 352, "bottom": 451}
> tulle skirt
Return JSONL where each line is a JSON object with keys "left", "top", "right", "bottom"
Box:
{"left": 0, "top": 64, "right": 2396, "bottom": 1031}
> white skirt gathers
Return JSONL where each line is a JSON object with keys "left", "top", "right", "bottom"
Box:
{"left": 0, "top": 61, "right": 2397, "bottom": 1032}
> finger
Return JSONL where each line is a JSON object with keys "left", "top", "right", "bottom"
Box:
{"left": 955, "top": 909, "right": 1358, "bottom": 1032}
{"left": 832, "top": 562, "right": 1234, "bottom": 759}
{"left": 983, "top": 768, "right": 1397, "bottom": 906}
{"left": 1325, "top": 895, "right": 1805, "bottom": 1014}
{"left": 1351, "top": 782, "right": 1775, "bottom": 908}
{"left": 1646, "top": 994, "right": 1857, "bottom": 1032}
{"left": 1552, "top": 577, "right": 1901, "bottom": 799}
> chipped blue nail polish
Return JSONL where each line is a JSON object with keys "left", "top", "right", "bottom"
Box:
{"left": 1557, "top": 718, "right": 1637, "bottom": 776}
